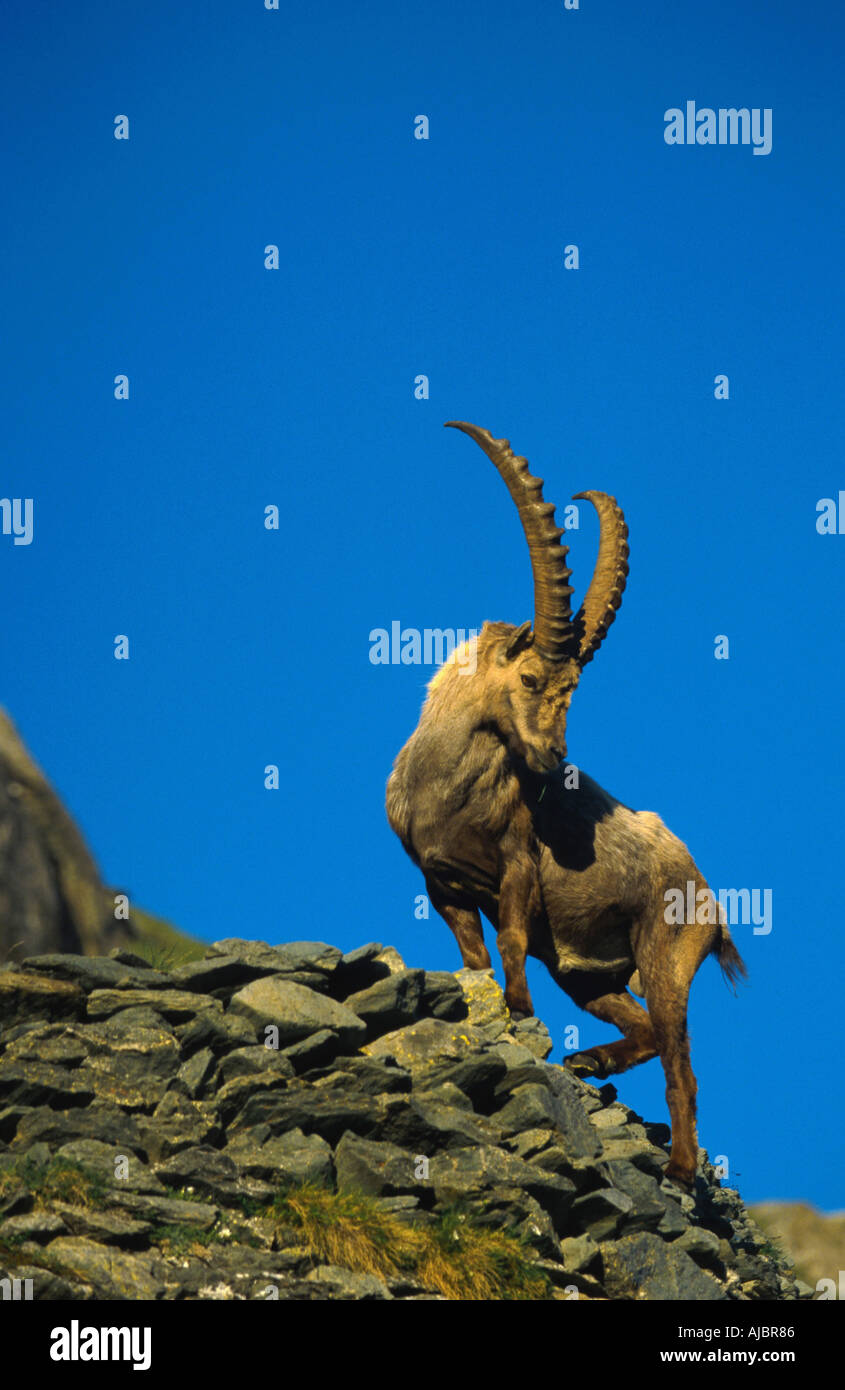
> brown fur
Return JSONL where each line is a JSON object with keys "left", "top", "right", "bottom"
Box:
{"left": 387, "top": 622, "right": 747, "bottom": 1189}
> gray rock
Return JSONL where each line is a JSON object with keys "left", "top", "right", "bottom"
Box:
{"left": 0, "top": 1210, "right": 68, "bottom": 1243}
{"left": 673, "top": 1225, "right": 722, "bottom": 1263}
{"left": 229, "top": 1088, "right": 380, "bottom": 1146}
{"left": 494, "top": 1076, "right": 603, "bottom": 1164}
{"left": 137, "top": 1093, "right": 223, "bottom": 1161}
{"left": 454, "top": 969, "right": 511, "bottom": 1033}
{"left": 494, "top": 1083, "right": 602, "bottom": 1162}
{"left": 2, "top": 1024, "right": 91, "bottom": 1067}
{"left": 378, "top": 1095, "right": 499, "bottom": 1152}
{"left": 41, "top": 1235, "right": 168, "bottom": 1300}
{"left": 417, "top": 1052, "right": 508, "bottom": 1107}
{"left": 597, "top": 1159, "right": 676, "bottom": 1234}
{"left": 274, "top": 941, "right": 344, "bottom": 973}
{"left": 373, "top": 947, "right": 406, "bottom": 975}
{"left": 330, "top": 943, "right": 389, "bottom": 997}
{"left": 108, "top": 1190, "right": 218, "bottom": 1230}
{"left": 412, "top": 1081, "right": 472, "bottom": 1112}
{"left": 590, "top": 1104, "right": 631, "bottom": 1130}
{"left": 364, "top": 1017, "right": 483, "bottom": 1074}
{"left": 55, "top": 1139, "right": 166, "bottom": 1194}
{"left": 334, "top": 1133, "right": 424, "bottom": 1199}
{"left": 559, "top": 1233, "right": 601, "bottom": 1274}
{"left": 655, "top": 1200, "right": 690, "bottom": 1239}
{"left": 86, "top": 988, "right": 219, "bottom": 1024}
{"left": 430, "top": 1146, "right": 575, "bottom": 1230}
{"left": 173, "top": 1047, "right": 217, "bottom": 1099}
{"left": 226, "top": 1127, "right": 333, "bottom": 1186}
{"left": 597, "top": 1137, "right": 668, "bottom": 1179}
{"left": 461, "top": 1184, "right": 563, "bottom": 1262}
{"left": 0, "top": 969, "right": 85, "bottom": 1026}
{"left": 20, "top": 955, "right": 170, "bottom": 993}
{"left": 0, "top": 1061, "right": 96, "bottom": 1109}
{"left": 228, "top": 978, "right": 366, "bottom": 1051}
{"left": 506, "top": 1127, "right": 557, "bottom": 1160}
{"left": 169, "top": 955, "right": 280, "bottom": 995}
{"left": 493, "top": 1064, "right": 556, "bottom": 1098}
{"left": 600, "top": 1232, "right": 728, "bottom": 1300}
{"left": 420, "top": 972, "right": 467, "bottom": 1021}
{"left": 528, "top": 1147, "right": 605, "bottom": 1194}
{"left": 344, "top": 970, "right": 425, "bottom": 1037}
{"left": 486, "top": 1041, "right": 540, "bottom": 1070}
{"left": 75, "top": 1025, "right": 183, "bottom": 1109}
{"left": 155, "top": 1145, "right": 240, "bottom": 1199}
{"left": 305, "top": 1264, "right": 393, "bottom": 1300}
{"left": 301, "top": 1055, "right": 412, "bottom": 1097}
{"left": 218, "top": 1045, "right": 295, "bottom": 1083}
{"left": 280, "top": 1029, "right": 342, "bottom": 1072}
{"left": 510, "top": 1017, "right": 554, "bottom": 1059}
{"left": 10, "top": 1104, "right": 147, "bottom": 1154}
{"left": 100, "top": 1006, "right": 176, "bottom": 1035}
{"left": 211, "top": 940, "right": 343, "bottom": 995}
{"left": 48, "top": 1201, "right": 151, "bottom": 1246}
{"left": 176, "top": 1009, "right": 256, "bottom": 1055}
{"left": 570, "top": 1187, "right": 635, "bottom": 1240}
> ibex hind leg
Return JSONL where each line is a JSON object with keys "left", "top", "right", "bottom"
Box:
{"left": 559, "top": 969, "right": 658, "bottom": 1077}
{"left": 636, "top": 914, "right": 716, "bottom": 1191}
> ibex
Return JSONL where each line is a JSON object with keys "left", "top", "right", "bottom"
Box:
{"left": 386, "top": 422, "right": 746, "bottom": 1189}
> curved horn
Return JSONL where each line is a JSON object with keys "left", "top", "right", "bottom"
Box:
{"left": 571, "top": 491, "right": 629, "bottom": 666}
{"left": 445, "top": 421, "right": 575, "bottom": 661}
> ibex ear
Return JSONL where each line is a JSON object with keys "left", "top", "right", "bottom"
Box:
{"left": 504, "top": 621, "right": 534, "bottom": 661}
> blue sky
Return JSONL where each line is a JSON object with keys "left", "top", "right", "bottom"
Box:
{"left": 2, "top": 1, "right": 843, "bottom": 1209}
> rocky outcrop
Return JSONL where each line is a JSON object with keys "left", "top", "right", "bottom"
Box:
{"left": 0, "top": 710, "right": 115, "bottom": 961}
{"left": 0, "top": 937, "right": 810, "bottom": 1300}
{"left": 0, "top": 710, "right": 203, "bottom": 966}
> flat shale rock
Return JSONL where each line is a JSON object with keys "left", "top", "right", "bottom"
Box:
{"left": 229, "top": 978, "right": 365, "bottom": 1051}
{"left": 42, "top": 1236, "right": 168, "bottom": 1300}
{"left": 0, "top": 970, "right": 84, "bottom": 1026}
{"left": 363, "top": 1018, "right": 484, "bottom": 1075}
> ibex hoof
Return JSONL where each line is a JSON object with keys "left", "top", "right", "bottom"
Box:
{"left": 664, "top": 1165, "right": 696, "bottom": 1193}
{"left": 508, "top": 1008, "right": 533, "bottom": 1023}
{"left": 564, "top": 1052, "right": 605, "bottom": 1078}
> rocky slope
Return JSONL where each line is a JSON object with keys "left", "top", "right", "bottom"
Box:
{"left": 0, "top": 937, "right": 811, "bottom": 1301}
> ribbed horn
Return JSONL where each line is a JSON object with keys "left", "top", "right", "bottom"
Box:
{"left": 445, "top": 422, "right": 575, "bottom": 661}
{"left": 571, "top": 490, "right": 629, "bottom": 666}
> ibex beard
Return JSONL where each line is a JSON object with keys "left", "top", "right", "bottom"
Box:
{"left": 386, "top": 422, "right": 746, "bottom": 1190}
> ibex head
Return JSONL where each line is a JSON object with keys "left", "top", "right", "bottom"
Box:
{"left": 442, "top": 421, "right": 630, "bottom": 774}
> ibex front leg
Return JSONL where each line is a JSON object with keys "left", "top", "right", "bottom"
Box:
{"left": 496, "top": 859, "right": 540, "bottom": 1020}
{"left": 426, "top": 880, "right": 492, "bottom": 972}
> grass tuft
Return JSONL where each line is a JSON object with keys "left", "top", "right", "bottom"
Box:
{"left": 0, "top": 1155, "right": 107, "bottom": 1211}
{"left": 272, "top": 1182, "right": 551, "bottom": 1300}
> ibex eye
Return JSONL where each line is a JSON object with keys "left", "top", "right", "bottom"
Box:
{"left": 521, "top": 674, "right": 538, "bottom": 691}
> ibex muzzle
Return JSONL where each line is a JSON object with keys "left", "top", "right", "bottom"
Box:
{"left": 386, "top": 422, "right": 746, "bottom": 1190}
